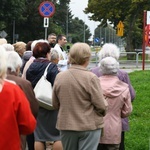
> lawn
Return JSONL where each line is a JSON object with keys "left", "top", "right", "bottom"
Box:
{"left": 125, "top": 70, "right": 150, "bottom": 150}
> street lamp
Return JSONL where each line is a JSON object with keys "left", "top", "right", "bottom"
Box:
{"left": 66, "top": 5, "right": 68, "bottom": 40}
{"left": 13, "top": 19, "right": 15, "bottom": 43}
{"left": 83, "top": 20, "right": 85, "bottom": 42}
{"left": 67, "top": 2, "right": 75, "bottom": 41}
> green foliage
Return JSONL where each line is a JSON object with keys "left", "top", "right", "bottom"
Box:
{"left": 126, "top": 70, "right": 150, "bottom": 150}
{"left": 0, "top": 0, "right": 92, "bottom": 43}
{"left": 85, "top": 0, "right": 150, "bottom": 51}
{"left": 69, "top": 17, "right": 91, "bottom": 43}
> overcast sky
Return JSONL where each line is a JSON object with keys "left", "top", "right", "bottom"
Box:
{"left": 69, "top": 0, "right": 99, "bottom": 39}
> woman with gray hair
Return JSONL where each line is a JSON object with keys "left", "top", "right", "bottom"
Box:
{"left": 91, "top": 43, "right": 135, "bottom": 150}
{"left": 0, "top": 46, "right": 36, "bottom": 150}
{"left": 2, "top": 43, "right": 14, "bottom": 51}
{"left": 6, "top": 50, "right": 39, "bottom": 150}
{"left": 51, "top": 48, "right": 59, "bottom": 64}
{"left": 98, "top": 56, "right": 132, "bottom": 150}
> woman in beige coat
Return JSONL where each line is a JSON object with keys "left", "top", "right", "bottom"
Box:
{"left": 52, "top": 42, "right": 108, "bottom": 150}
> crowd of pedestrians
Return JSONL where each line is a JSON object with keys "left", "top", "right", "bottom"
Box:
{"left": 0, "top": 36, "right": 134, "bottom": 150}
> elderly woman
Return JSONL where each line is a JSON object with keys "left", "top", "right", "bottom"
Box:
{"left": 13, "top": 41, "right": 26, "bottom": 58}
{"left": 50, "top": 48, "right": 59, "bottom": 64}
{"left": 21, "top": 41, "right": 33, "bottom": 73}
{"left": 0, "top": 46, "right": 36, "bottom": 149}
{"left": 98, "top": 57, "right": 132, "bottom": 150}
{"left": 0, "top": 38, "right": 7, "bottom": 45}
{"left": 91, "top": 43, "right": 135, "bottom": 150}
{"left": 2, "top": 43, "right": 14, "bottom": 51}
{"left": 6, "top": 51, "right": 39, "bottom": 117}
{"left": 52, "top": 42, "right": 107, "bottom": 150}
{"left": 26, "top": 41, "right": 62, "bottom": 150}
{"left": 6, "top": 51, "right": 39, "bottom": 150}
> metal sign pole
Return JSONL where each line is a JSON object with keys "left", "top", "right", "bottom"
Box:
{"left": 38, "top": 1, "right": 55, "bottom": 40}
{"left": 142, "top": 10, "right": 146, "bottom": 70}
{"left": 13, "top": 20, "right": 15, "bottom": 43}
{"left": 45, "top": 27, "right": 47, "bottom": 40}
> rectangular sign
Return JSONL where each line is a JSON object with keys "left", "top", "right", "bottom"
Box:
{"left": 44, "top": 17, "right": 49, "bottom": 28}
{"left": 147, "top": 11, "right": 150, "bottom": 24}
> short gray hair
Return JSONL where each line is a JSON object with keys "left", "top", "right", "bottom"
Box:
{"left": 0, "top": 38, "right": 7, "bottom": 45}
{"left": 100, "top": 57, "right": 119, "bottom": 75}
{"left": 51, "top": 48, "right": 59, "bottom": 61}
{"left": 2, "top": 43, "right": 14, "bottom": 51}
{"left": 99, "top": 43, "right": 120, "bottom": 61}
{"left": 7, "top": 51, "right": 22, "bottom": 72}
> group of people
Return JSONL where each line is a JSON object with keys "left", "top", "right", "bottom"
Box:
{"left": 0, "top": 35, "right": 135, "bottom": 150}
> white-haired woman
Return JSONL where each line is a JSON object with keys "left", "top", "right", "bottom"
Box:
{"left": 2, "top": 43, "right": 14, "bottom": 51}
{"left": 6, "top": 50, "right": 39, "bottom": 150}
{"left": 90, "top": 43, "right": 135, "bottom": 150}
{"left": 0, "top": 38, "right": 7, "bottom": 45}
{"left": 98, "top": 56, "right": 132, "bottom": 150}
{"left": 50, "top": 48, "right": 59, "bottom": 64}
{"left": 52, "top": 42, "right": 107, "bottom": 150}
{"left": 0, "top": 46, "right": 36, "bottom": 149}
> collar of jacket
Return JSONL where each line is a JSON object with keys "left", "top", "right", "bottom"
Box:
{"left": 34, "top": 58, "right": 50, "bottom": 63}
{"left": 69, "top": 65, "right": 88, "bottom": 71}
{"left": 7, "top": 68, "right": 18, "bottom": 76}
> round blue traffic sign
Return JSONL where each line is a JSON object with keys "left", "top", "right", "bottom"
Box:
{"left": 94, "top": 37, "right": 100, "bottom": 43}
{"left": 39, "top": 1, "right": 55, "bottom": 18}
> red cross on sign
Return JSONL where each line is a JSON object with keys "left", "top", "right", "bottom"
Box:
{"left": 38, "top": 1, "right": 55, "bottom": 18}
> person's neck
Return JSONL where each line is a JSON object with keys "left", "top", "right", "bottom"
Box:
{"left": 49, "top": 43, "right": 55, "bottom": 48}
{"left": 7, "top": 68, "right": 18, "bottom": 76}
{"left": 82, "top": 61, "right": 89, "bottom": 68}
{"left": 57, "top": 43, "right": 63, "bottom": 47}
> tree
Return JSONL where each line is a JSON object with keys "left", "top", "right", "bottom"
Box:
{"left": 0, "top": 0, "right": 91, "bottom": 44}
{"left": 85, "top": 0, "right": 150, "bottom": 56}
{"left": 69, "top": 17, "right": 91, "bottom": 43}
{"left": 0, "top": 0, "right": 27, "bottom": 42}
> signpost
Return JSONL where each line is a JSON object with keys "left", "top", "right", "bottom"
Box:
{"left": 94, "top": 37, "right": 100, "bottom": 43}
{"left": 0, "top": 30, "right": 7, "bottom": 38}
{"left": 38, "top": 1, "right": 55, "bottom": 39}
{"left": 142, "top": 10, "right": 150, "bottom": 70}
{"left": 117, "top": 21, "right": 124, "bottom": 37}
{"left": 142, "top": 10, "right": 147, "bottom": 70}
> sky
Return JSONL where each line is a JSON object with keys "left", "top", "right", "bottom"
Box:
{"left": 69, "top": 0, "right": 99, "bottom": 39}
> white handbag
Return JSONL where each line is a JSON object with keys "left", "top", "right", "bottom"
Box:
{"left": 34, "top": 63, "right": 54, "bottom": 110}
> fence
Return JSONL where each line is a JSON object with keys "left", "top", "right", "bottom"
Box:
{"left": 90, "top": 51, "right": 150, "bottom": 69}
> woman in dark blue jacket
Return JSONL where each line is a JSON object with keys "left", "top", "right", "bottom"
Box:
{"left": 26, "top": 41, "right": 62, "bottom": 150}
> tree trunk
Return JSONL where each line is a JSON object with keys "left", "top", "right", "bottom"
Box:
{"left": 126, "top": 32, "right": 135, "bottom": 60}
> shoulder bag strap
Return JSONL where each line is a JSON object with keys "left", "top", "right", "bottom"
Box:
{"left": 43, "top": 63, "right": 51, "bottom": 77}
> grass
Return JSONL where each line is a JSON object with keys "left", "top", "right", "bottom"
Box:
{"left": 125, "top": 70, "right": 150, "bottom": 150}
